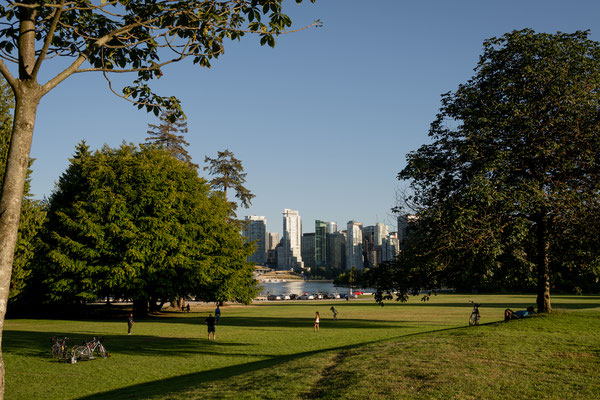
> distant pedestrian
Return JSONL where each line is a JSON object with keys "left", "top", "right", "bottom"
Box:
{"left": 127, "top": 313, "right": 134, "bottom": 335}
{"left": 215, "top": 305, "right": 221, "bottom": 324}
{"left": 205, "top": 313, "right": 216, "bottom": 340}
{"left": 186, "top": 304, "right": 191, "bottom": 312}
{"left": 314, "top": 311, "right": 320, "bottom": 332}
{"left": 330, "top": 306, "right": 338, "bottom": 320}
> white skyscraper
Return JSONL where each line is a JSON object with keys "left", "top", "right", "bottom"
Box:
{"left": 243, "top": 216, "right": 267, "bottom": 265}
{"left": 326, "top": 221, "right": 338, "bottom": 234}
{"left": 346, "top": 220, "right": 363, "bottom": 270}
{"left": 375, "top": 222, "right": 389, "bottom": 246}
{"left": 279, "top": 209, "right": 303, "bottom": 269}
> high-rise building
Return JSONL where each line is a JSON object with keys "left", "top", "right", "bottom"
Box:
{"left": 327, "top": 231, "right": 346, "bottom": 272}
{"left": 326, "top": 221, "right": 338, "bottom": 234}
{"left": 267, "top": 232, "right": 279, "bottom": 251}
{"left": 375, "top": 223, "right": 388, "bottom": 246}
{"left": 382, "top": 232, "right": 400, "bottom": 262}
{"left": 280, "top": 209, "right": 303, "bottom": 269}
{"left": 346, "top": 220, "right": 363, "bottom": 270}
{"left": 242, "top": 216, "right": 267, "bottom": 265}
{"left": 315, "top": 220, "right": 327, "bottom": 267}
{"left": 301, "top": 233, "right": 316, "bottom": 268}
{"left": 397, "top": 214, "right": 418, "bottom": 250}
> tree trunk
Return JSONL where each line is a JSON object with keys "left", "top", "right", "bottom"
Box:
{"left": 133, "top": 298, "right": 148, "bottom": 317}
{"left": 0, "top": 85, "right": 42, "bottom": 398}
{"left": 534, "top": 214, "right": 552, "bottom": 313}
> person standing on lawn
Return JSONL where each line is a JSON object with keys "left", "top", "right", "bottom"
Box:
{"left": 314, "top": 311, "right": 320, "bottom": 332}
{"left": 127, "top": 313, "right": 134, "bottom": 335}
{"left": 205, "top": 313, "right": 216, "bottom": 341}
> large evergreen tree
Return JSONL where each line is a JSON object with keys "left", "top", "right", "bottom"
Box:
{"left": 37, "top": 143, "right": 257, "bottom": 315}
{"left": 369, "top": 30, "right": 600, "bottom": 312}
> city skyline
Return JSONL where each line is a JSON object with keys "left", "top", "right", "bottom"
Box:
{"left": 24, "top": 1, "right": 600, "bottom": 240}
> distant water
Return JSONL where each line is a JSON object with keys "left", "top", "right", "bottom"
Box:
{"left": 259, "top": 281, "right": 372, "bottom": 296}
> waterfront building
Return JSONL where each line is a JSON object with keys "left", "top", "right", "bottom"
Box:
{"left": 267, "top": 232, "right": 279, "bottom": 251}
{"left": 280, "top": 209, "right": 304, "bottom": 269}
{"left": 301, "top": 233, "right": 316, "bottom": 269}
{"left": 315, "top": 220, "right": 328, "bottom": 267}
{"left": 242, "top": 215, "right": 267, "bottom": 265}
{"left": 397, "top": 214, "right": 418, "bottom": 250}
{"left": 327, "top": 231, "right": 346, "bottom": 273}
{"left": 346, "top": 220, "right": 363, "bottom": 270}
{"left": 382, "top": 232, "right": 400, "bottom": 262}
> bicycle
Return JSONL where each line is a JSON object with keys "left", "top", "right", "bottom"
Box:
{"left": 50, "top": 336, "right": 69, "bottom": 361}
{"left": 70, "top": 337, "right": 108, "bottom": 363}
{"left": 469, "top": 302, "right": 481, "bottom": 326}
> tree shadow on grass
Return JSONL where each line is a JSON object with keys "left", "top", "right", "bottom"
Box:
{"left": 329, "top": 300, "right": 600, "bottom": 310}
{"left": 75, "top": 324, "right": 468, "bottom": 400}
{"left": 3, "top": 330, "right": 250, "bottom": 359}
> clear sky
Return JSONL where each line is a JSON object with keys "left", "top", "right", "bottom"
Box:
{"left": 26, "top": 0, "right": 600, "bottom": 236}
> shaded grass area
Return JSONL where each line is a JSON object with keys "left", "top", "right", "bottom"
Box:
{"left": 4, "top": 294, "right": 600, "bottom": 399}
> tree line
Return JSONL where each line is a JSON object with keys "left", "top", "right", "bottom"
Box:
{"left": 2, "top": 106, "right": 259, "bottom": 316}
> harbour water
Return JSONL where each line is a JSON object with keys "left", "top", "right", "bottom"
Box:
{"left": 259, "top": 281, "right": 371, "bottom": 296}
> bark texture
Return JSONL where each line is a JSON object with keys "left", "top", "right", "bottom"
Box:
{"left": 535, "top": 215, "right": 552, "bottom": 313}
{"left": 0, "top": 83, "right": 42, "bottom": 397}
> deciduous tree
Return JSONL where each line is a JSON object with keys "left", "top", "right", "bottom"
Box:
{"left": 370, "top": 30, "right": 600, "bottom": 312}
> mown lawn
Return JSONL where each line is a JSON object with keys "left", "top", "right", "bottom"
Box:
{"left": 4, "top": 294, "right": 600, "bottom": 399}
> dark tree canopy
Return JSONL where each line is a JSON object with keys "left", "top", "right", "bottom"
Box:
{"left": 204, "top": 149, "right": 255, "bottom": 210}
{"left": 36, "top": 142, "right": 257, "bottom": 315}
{"left": 145, "top": 111, "right": 198, "bottom": 169}
{"left": 369, "top": 30, "right": 600, "bottom": 312}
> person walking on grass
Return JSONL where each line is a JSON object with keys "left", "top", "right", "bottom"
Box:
{"left": 215, "top": 305, "right": 221, "bottom": 324}
{"left": 314, "top": 311, "right": 320, "bottom": 332}
{"left": 205, "top": 313, "right": 216, "bottom": 341}
{"left": 330, "top": 306, "right": 338, "bottom": 320}
{"left": 127, "top": 313, "right": 134, "bottom": 335}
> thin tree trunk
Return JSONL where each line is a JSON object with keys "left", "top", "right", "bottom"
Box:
{"left": 535, "top": 214, "right": 552, "bottom": 313}
{"left": 0, "top": 86, "right": 42, "bottom": 398}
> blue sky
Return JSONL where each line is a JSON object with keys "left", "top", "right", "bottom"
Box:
{"left": 27, "top": 0, "right": 600, "bottom": 236}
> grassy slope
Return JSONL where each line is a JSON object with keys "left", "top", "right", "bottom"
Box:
{"left": 4, "top": 294, "right": 600, "bottom": 399}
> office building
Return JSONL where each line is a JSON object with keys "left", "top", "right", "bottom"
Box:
{"left": 242, "top": 215, "right": 267, "bottom": 265}
{"left": 326, "top": 221, "right": 338, "bottom": 234}
{"left": 327, "top": 231, "right": 346, "bottom": 272}
{"left": 279, "top": 209, "right": 303, "bottom": 269}
{"left": 346, "top": 220, "right": 363, "bottom": 269}
{"left": 315, "top": 220, "right": 328, "bottom": 267}
{"left": 301, "top": 233, "right": 316, "bottom": 268}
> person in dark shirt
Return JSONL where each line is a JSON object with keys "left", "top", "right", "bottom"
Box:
{"left": 205, "top": 313, "right": 216, "bottom": 340}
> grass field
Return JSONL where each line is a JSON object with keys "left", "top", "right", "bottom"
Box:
{"left": 4, "top": 294, "right": 600, "bottom": 399}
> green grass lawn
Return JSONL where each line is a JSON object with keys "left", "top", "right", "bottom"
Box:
{"left": 4, "top": 294, "right": 600, "bottom": 399}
